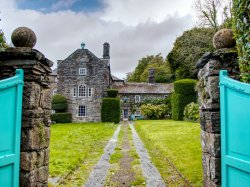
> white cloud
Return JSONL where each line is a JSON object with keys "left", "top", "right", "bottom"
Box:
{"left": 0, "top": 0, "right": 194, "bottom": 78}
{"left": 51, "top": 0, "right": 78, "bottom": 11}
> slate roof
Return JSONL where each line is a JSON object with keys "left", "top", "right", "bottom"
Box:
{"left": 111, "top": 75, "right": 124, "bottom": 82}
{"left": 113, "top": 82, "right": 173, "bottom": 94}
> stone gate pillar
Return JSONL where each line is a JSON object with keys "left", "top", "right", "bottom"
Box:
{"left": 196, "top": 29, "right": 239, "bottom": 187}
{"left": 0, "top": 27, "right": 53, "bottom": 187}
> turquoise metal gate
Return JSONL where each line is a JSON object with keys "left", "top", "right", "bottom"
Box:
{"left": 0, "top": 69, "right": 24, "bottom": 187}
{"left": 220, "top": 70, "right": 250, "bottom": 187}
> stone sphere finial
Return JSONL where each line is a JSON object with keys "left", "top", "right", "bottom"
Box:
{"left": 213, "top": 29, "right": 236, "bottom": 49}
{"left": 11, "top": 27, "right": 37, "bottom": 48}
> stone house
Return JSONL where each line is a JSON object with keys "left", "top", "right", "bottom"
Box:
{"left": 54, "top": 43, "right": 173, "bottom": 122}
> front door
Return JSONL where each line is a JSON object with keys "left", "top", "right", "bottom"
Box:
{"left": 123, "top": 109, "right": 129, "bottom": 120}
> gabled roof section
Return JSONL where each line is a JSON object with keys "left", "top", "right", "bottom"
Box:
{"left": 113, "top": 82, "right": 173, "bottom": 94}
{"left": 58, "top": 48, "right": 102, "bottom": 66}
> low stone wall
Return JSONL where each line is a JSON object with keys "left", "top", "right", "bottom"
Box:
{"left": 196, "top": 48, "right": 239, "bottom": 186}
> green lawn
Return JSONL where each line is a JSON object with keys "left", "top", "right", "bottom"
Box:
{"left": 49, "top": 122, "right": 116, "bottom": 185}
{"left": 134, "top": 120, "right": 202, "bottom": 186}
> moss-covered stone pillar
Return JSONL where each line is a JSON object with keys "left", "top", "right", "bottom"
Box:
{"left": 196, "top": 29, "right": 239, "bottom": 187}
{"left": 0, "top": 27, "right": 53, "bottom": 187}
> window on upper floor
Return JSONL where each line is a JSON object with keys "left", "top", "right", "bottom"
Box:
{"left": 135, "top": 95, "right": 140, "bottom": 103}
{"left": 78, "top": 105, "right": 86, "bottom": 117}
{"left": 79, "top": 68, "right": 87, "bottom": 75}
{"left": 78, "top": 85, "right": 86, "bottom": 97}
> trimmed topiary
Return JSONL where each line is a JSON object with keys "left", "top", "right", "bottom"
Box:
{"left": 173, "top": 79, "right": 197, "bottom": 95}
{"left": 101, "top": 98, "right": 121, "bottom": 123}
{"left": 107, "top": 89, "right": 118, "bottom": 98}
{"left": 51, "top": 113, "right": 72, "bottom": 123}
{"left": 52, "top": 94, "right": 68, "bottom": 112}
{"left": 171, "top": 79, "right": 197, "bottom": 120}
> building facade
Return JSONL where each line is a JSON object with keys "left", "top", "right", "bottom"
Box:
{"left": 54, "top": 43, "right": 173, "bottom": 122}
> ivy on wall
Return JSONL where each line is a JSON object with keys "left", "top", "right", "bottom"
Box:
{"left": 233, "top": 0, "right": 250, "bottom": 82}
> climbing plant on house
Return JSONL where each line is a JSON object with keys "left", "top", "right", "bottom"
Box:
{"left": 232, "top": 0, "right": 250, "bottom": 83}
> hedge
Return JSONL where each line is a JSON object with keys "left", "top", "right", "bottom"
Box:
{"left": 233, "top": 0, "right": 250, "bottom": 83}
{"left": 173, "top": 79, "right": 197, "bottom": 95}
{"left": 107, "top": 89, "right": 118, "bottom": 98}
{"left": 52, "top": 94, "right": 68, "bottom": 112}
{"left": 51, "top": 113, "right": 72, "bottom": 123}
{"left": 171, "top": 79, "right": 197, "bottom": 120}
{"left": 101, "top": 98, "right": 121, "bottom": 123}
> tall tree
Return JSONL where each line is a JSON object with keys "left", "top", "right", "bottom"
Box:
{"left": 127, "top": 54, "right": 173, "bottom": 83}
{"left": 194, "top": 0, "right": 233, "bottom": 30}
{"left": 167, "top": 27, "right": 215, "bottom": 80}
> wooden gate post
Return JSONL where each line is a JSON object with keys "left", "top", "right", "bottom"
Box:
{"left": 0, "top": 27, "right": 53, "bottom": 187}
{"left": 196, "top": 29, "right": 239, "bottom": 187}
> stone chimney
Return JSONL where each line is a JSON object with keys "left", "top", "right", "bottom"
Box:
{"left": 148, "top": 68, "right": 155, "bottom": 83}
{"left": 103, "top": 42, "right": 110, "bottom": 59}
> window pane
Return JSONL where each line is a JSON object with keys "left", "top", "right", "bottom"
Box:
{"left": 78, "top": 105, "right": 86, "bottom": 116}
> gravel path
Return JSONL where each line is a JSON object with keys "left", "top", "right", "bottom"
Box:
{"left": 129, "top": 122, "right": 166, "bottom": 187}
{"left": 84, "top": 125, "right": 121, "bottom": 187}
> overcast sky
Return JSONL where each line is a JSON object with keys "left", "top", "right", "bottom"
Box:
{"left": 0, "top": 0, "right": 195, "bottom": 78}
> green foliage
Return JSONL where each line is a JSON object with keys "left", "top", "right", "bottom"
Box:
{"left": 127, "top": 54, "right": 173, "bottom": 83}
{"left": 174, "top": 79, "right": 198, "bottom": 94}
{"left": 232, "top": 0, "right": 250, "bottom": 82}
{"left": 107, "top": 89, "right": 118, "bottom": 98}
{"left": 51, "top": 113, "right": 72, "bottom": 123}
{"left": 171, "top": 79, "right": 197, "bottom": 120}
{"left": 0, "top": 29, "right": 8, "bottom": 51}
{"left": 141, "top": 96, "right": 172, "bottom": 117}
{"left": 140, "top": 104, "right": 168, "bottom": 119}
{"left": 101, "top": 98, "right": 121, "bottom": 123}
{"left": 184, "top": 102, "right": 200, "bottom": 122}
{"left": 52, "top": 94, "right": 68, "bottom": 112}
{"left": 167, "top": 28, "right": 215, "bottom": 79}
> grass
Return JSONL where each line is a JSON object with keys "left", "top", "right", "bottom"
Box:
{"left": 49, "top": 122, "right": 116, "bottom": 186}
{"left": 134, "top": 120, "right": 202, "bottom": 186}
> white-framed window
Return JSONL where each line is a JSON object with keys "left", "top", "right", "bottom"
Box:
{"left": 135, "top": 95, "right": 140, "bottom": 103}
{"left": 73, "top": 87, "right": 77, "bottom": 97}
{"left": 52, "top": 89, "right": 57, "bottom": 95}
{"left": 79, "top": 68, "right": 87, "bottom": 75}
{"left": 78, "top": 105, "right": 86, "bottom": 117}
{"left": 78, "top": 85, "right": 86, "bottom": 97}
{"left": 88, "top": 88, "right": 92, "bottom": 97}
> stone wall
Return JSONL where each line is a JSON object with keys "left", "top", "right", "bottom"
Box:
{"left": 0, "top": 47, "right": 53, "bottom": 187}
{"left": 196, "top": 48, "right": 239, "bottom": 186}
{"left": 57, "top": 48, "right": 110, "bottom": 122}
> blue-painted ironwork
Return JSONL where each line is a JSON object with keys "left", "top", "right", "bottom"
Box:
{"left": 0, "top": 69, "right": 24, "bottom": 187}
{"left": 220, "top": 70, "right": 250, "bottom": 187}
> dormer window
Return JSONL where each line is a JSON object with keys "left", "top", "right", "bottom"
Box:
{"left": 79, "top": 68, "right": 86, "bottom": 75}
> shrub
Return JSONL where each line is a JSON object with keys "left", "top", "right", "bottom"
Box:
{"left": 184, "top": 102, "right": 200, "bottom": 122}
{"left": 101, "top": 98, "right": 121, "bottom": 123}
{"left": 107, "top": 89, "right": 119, "bottom": 98}
{"left": 172, "top": 79, "right": 197, "bottom": 120}
{"left": 51, "top": 113, "right": 72, "bottom": 123}
{"left": 52, "top": 94, "right": 68, "bottom": 112}
{"left": 141, "top": 104, "right": 168, "bottom": 119}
